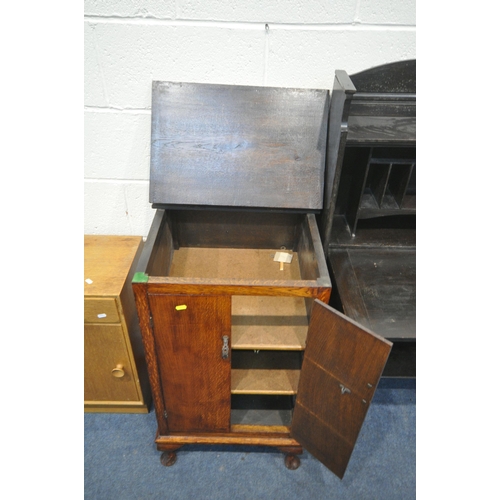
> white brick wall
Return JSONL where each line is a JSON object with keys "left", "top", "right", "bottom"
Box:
{"left": 84, "top": 0, "right": 416, "bottom": 236}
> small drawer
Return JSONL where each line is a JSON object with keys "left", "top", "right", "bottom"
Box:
{"left": 84, "top": 297, "right": 120, "bottom": 324}
{"left": 84, "top": 323, "right": 139, "bottom": 402}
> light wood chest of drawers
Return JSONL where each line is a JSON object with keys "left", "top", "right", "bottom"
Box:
{"left": 84, "top": 235, "right": 151, "bottom": 413}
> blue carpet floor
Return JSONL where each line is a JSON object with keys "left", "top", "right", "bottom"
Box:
{"left": 84, "top": 379, "right": 415, "bottom": 499}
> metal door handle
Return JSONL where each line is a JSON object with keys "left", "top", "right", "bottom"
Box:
{"left": 222, "top": 335, "right": 229, "bottom": 359}
{"left": 339, "top": 384, "right": 351, "bottom": 395}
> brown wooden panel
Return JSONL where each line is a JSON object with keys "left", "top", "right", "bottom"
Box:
{"left": 84, "top": 235, "right": 143, "bottom": 297}
{"left": 328, "top": 249, "right": 370, "bottom": 326}
{"left": 133, "top": 282, "right": 169, "bottom": 434}
{"left": 328, "top": 214, "right": 416, "bottom": 248}
{"left": 156, "top": 433, "right": 300, "bottom": 449}
{"left": 84, "top": 324, "right": 139, "bottom": 402}
{"left": 146, "top": 280, "right": 331, "bottom": 302}
{"left": 146, "top": 211, "right": 175, "bottom": 277}
{"left": 291, "top": 300, "right": 392, "bottom": 479}
{"left": 148, "top": 294, "right": 232, "bottom": 432}
{"left": 347, "top": 115, "right": 416, "bottom": 144}
{"left": 232, "top": 296, "right": 308, "bottom": 350}
{"left": 149, "top": 81, "right": 328, "bottom": 210}
{"left": 84, "top": 298, "right": 120, "bottom": 324}
{"left": 231, "top": 369, "right": 300, "bottom": 395}
{"left": 169, "top": 248, "right": 301, "bottom": 280}
{"left": 349, "top": 59, "right": 416, "bottom": 94}
{"left": 329, "top": 248, "right": 416, "bottom": 339}
{"left": 173, "top": 210, "right": 301, "bottom": 250}
{"left": 345, "top": 248, "right": 415, "bottom": 339}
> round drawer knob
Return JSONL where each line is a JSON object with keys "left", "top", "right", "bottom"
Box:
{"left": 111, "top": 364, "right": 125, "bottom": 378}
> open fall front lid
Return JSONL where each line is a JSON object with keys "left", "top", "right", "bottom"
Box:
{"left": 149, "top": 81, "right": 329, "bottom": 210}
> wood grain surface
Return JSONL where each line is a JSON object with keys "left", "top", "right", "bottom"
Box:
{"left": 291, "top": 300, "right": 392, "bottom": 479}
{"left": 329, "top": 247, "right": 416, "bottom": 339}
{"left": 231, "top": 296, "right": 308, "bottom": 350}
{"left": 169, "top": 247, "right": 301, "bottom": 280}
{"left": 132, "top": 282, "right": 169, "bottom": 434}
{"left": 84, "top": 323, "right": 139, "bottom": 402}
{"left": 148, "top": 294, "right": 232, "bottom": 432}
{"left": 84, "top": 235, "right": 143, "bottom": 297}
{"left": 149, "top": 81, "right": 328, "bottom": 210}
{"left": 84, "top": 235, "right": 150, "bottom": 413}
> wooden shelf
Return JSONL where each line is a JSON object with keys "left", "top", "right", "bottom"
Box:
{"left": 231, "top": 408, "right": 292, "bottom": 427}
{"left": 358, "top": 193, "right": 416, "bottom": 219}
{"left": 328, "top": 247, "right": 416, "bottom": 339}
{"left": 231, "top": 369, "right": 300, "bottom": 395}
{"left": 338, "top": 146, "right": 416, "bottom": 235}
{"left": 232, "top": 296, "right": 308, "bottom": 350}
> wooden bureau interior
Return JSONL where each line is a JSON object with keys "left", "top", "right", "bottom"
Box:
{"left": 322, "top": 61, "right": 416, "bottom": 378}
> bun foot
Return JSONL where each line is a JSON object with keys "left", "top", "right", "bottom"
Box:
{"left": 160, "top": 451, "right": 177, "bottom": 467}
{"left": 284, "top": 453, "right": 301, "bottom": 470}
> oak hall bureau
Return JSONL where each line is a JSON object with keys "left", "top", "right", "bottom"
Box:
{"left": 132, "top": 81, "right": 392, "bottom": 479}
{"left": 84, "top": 235, "right": 151, "bottom": 412}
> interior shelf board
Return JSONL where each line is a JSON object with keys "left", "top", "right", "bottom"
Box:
{"left": 358, "top": 193, "right": 416, "bottom": 219}
{"left": 401, "top": 195, "right": 416, "bottom": 210}
{"left": 357, "top": 207, "right": 416, "bottom": 219}
{"left": 231, "top": 369, "right": 300, "bottom": 395}
{"left": 231, "top": 409, "right": 292, "bottom": 427}
{"left": 232, "top": 296, "right": 308, "bottom": 350}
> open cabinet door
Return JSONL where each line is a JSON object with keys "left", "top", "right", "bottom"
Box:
{"left": 291, "top": 299, "right": 392, "bottom": 479}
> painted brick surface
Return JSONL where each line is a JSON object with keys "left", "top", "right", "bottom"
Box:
{"left": 358, "top": 0, "right": 416, "bottom": 25}
{"left": 175, "top": 0, "right": 357, "bottom": 24}
{"left": 84, "top": 1, "right": 416, "bottom": 236}
{"left": 84, "top": 110, "right": 151, "bottom": 180}
{"left": 266, "top": 28, "right": 416, "bottom": 89}
{"left": 85, "top": 23, "right": 108, "bottom": 107}
{"left": 85, "top": 180, "right": 154, "bottom": 235}
{"left": 84, "top": 0, "right": 357, "bottom": 23}
{"left": 84, "top": 0, "right": 176, "bottom": 19}
{"left": 86, "top": 22, "right": 266, "bottom": 109}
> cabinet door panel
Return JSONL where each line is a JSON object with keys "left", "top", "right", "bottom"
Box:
{"left": 148, "top": 294, "right": 231, "bottom": 432}
{"left": 291, "top": 300, "right": 392, "bottom": 479}
{"left": 84, "top": 324, "right": 139, "bottom": 402}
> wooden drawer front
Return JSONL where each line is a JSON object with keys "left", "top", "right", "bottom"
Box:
{"left": 84, "top": 323, "right": 139, "bottom": 402}
{"left": 84, "top": 297, "right": 120, "bottom": 324}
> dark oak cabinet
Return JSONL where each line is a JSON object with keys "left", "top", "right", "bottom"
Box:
{"left": 132, "top": 80, "right": 394, "bottom": 479}
{"left": 321, "top": 60, "right": 416, "bottom": 378}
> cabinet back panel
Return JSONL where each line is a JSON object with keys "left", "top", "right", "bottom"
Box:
{"left": 172, "top": 210, "right": 301, "bottom": 249}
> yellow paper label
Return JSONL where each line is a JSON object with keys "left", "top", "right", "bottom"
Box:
{"left": 175, "top": 305, "right": 187, "bottom": 311}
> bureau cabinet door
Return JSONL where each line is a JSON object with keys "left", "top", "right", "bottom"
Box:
{"left": 291, "top": 299, "right": 392, "bottom": 479}
{"left": 148, "top": 294, "right": 232, "bottom": 432}
{"left": 84, "top": 324, "right": 139, "bottom": 402}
